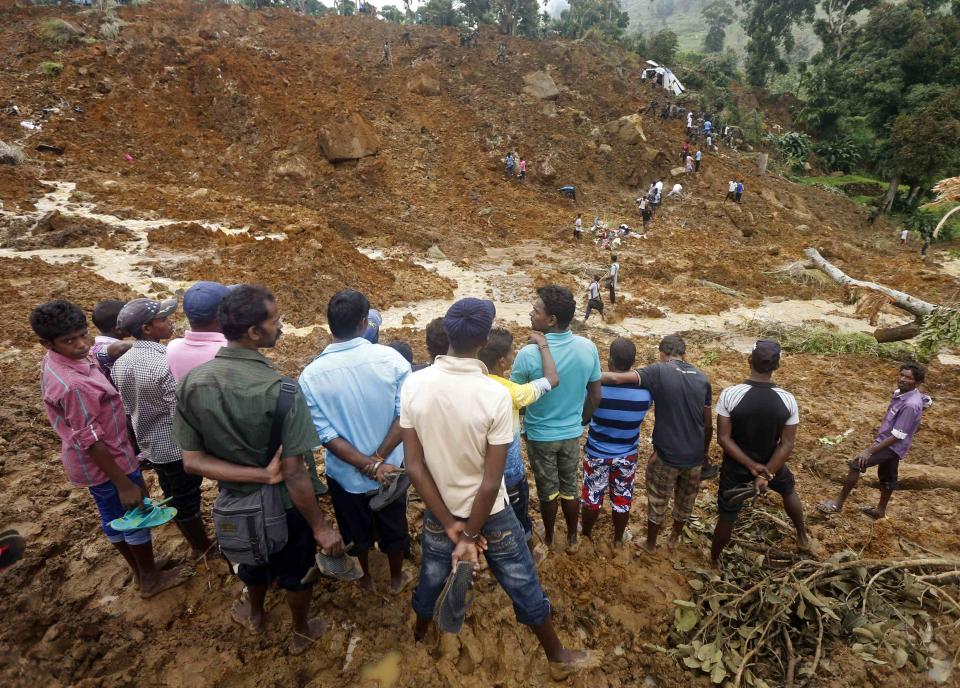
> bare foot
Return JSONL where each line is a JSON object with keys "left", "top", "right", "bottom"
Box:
{"left": 389, "top": 570, "right": 413, "bottom": 595}
{"left": 798, "top": 536, "right": 824, "bottom": 558}
{"left": 638, "top": 540, "right": 657, "bottom": 554}
{"left": 289, "top": 617, "right": 327, "bottom": 656}
{"left": 230, "top": 597, "right": 266, "bottom": 635}
{"left": 358, "top": 574, "right": 375, "bottom": 592}
{"left": 548, "top": 649, "right": 600, "bottom": 680}
{"left": 859, "top": 506, "right": 886, "bottom": 520}
{"left": 139, "top": 567, "right": 187, "bottom": 599}
{"left": 666, "top": 534, "right": 680, "bottom": 551}
{"left": 565, "top": 536, "right": 579, "bottom": 554}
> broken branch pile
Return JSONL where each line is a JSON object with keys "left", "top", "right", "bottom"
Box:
{"left": 658, "top": 511, "right": 960, "bottom": 687}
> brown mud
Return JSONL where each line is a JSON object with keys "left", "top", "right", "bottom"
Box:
{"left": 1, "top": 3, "right": 959, "bottom": 687}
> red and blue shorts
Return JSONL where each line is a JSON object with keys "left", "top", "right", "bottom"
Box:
{"left": 581, "top": 454, "right": 638, "bottom": 513}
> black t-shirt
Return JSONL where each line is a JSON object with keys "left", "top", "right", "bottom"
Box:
{"left": 635, "top": 361, "right": 712, "bottom": 469}
{"left": 716, "top": 380, "right": 800, "bottom": 479}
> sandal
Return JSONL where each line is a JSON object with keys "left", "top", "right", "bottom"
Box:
{"left": 434, "top": 561, "right": 476, "bottom": 634}
{"left": 816, "top": 501, "right": 842, "bottom": 514}
{"left": 370, "top": 471, "right": 410, "bottom": 512}
{"left": 301, "top": 545, "right": 364, "bottom": 584}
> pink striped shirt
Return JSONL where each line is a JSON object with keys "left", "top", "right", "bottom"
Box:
{"left": 40, "top": 351, "right": 138, "bottom": 487}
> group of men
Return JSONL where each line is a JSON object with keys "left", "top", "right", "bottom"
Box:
{"left": 29, "top": 278, "right": 929, "bottom": 670}
{"left": 504, "top": 152, "right": 527, "bottom": 181}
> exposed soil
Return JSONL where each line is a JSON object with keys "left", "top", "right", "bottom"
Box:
{"left": 1, "top": 3, "right": 958, "bottom": 688}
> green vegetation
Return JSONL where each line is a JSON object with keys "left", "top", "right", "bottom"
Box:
{"left": 40, "top": 18, "right": 81, "bottom": 46}
{"left": 738, "top": 320, "right": 917, "bottom": 361}
{"left": 38, "top": 61, "right": 64, "bottom": 77}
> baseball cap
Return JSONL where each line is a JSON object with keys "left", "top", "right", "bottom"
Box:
{"left": 751, "top": 339, "right": 782, "bottom": 368}
{"left": 117, "top": 297, "right": 178, "bottom": 335}
{"left": 362, "top": 308, "right": 382, "bottom": 344}
{"left": 183, "top": 281, "right": 235, "bottom": 323}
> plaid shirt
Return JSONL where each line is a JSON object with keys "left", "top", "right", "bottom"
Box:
{"left": 40, "top": 351, "right": 138, "bottom": 487}
{"left": 111, "top": 340, "right": 181, "bottom": 465}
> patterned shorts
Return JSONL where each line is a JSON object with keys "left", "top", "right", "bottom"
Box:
{"left": 581, "top": 454, "right": 638, "bottom": 513}
{"left": 644, "top": 453, "right": 702, "bottom": 525}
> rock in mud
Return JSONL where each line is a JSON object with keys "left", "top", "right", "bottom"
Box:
{"left": 599, "top": 144, "right": 612, "bottom": 154}
{"left": 522, "top": 71, "right": 559, "bottom": 100}
{"left": 670, "top": 166, "right": 685, "bottom": 177}
{"left": 605, "top": 114, "right": 646, "bottom": 145}
{"left": 318, "top": 113, "right": 380, "bottom": 162}
{"left": 427, "top": 244, "right": 446, "bottom": 260}
{"left": 406, "top": 73, "right": 440, "bottom": 97}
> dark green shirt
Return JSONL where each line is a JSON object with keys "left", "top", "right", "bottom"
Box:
{"left": 173, "top": 346, "right": 323, "bottom": 508}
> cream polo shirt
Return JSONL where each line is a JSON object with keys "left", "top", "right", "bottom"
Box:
{"left": 399, "top": 355, "right": 513, "bottom": 519}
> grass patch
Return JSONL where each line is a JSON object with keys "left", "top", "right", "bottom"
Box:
{"left": 38, "top": 61, "right": 64, "bottom": 77}
{"left": 40, "top": 18, "right": 81, "bottom": 46}
{"left": 792, "top": 173, "right": 884, "bottom": 188}
{"left": 737, "top": 319, "right": 917, "bottom": 361}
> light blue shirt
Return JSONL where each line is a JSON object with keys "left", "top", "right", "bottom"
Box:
{"left": 299, "top": 338, "right": 410, "bottom": 494}
{"left": 511, "top": 330, "right": 601, "bottom": 442}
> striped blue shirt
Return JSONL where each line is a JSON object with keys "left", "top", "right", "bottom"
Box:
{"left": 584, "top": 383, "right": 652, "bottom": 459}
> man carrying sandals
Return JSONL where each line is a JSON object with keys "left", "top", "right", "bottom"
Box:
{"left": 709, "top": 340, "right": 814, "bottom": 565}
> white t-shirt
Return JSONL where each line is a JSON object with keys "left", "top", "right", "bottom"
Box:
{"left": 654, "top": 180, "right": 664, "bottom": 194}
{"left": 670, "top": 183, "right": 683, "bottom": 194}
{"left": 687, "top": 113, "right": 693, "bottom": 127}
{"left": 399, "top": 356, "right": 512, "bottom": 518}
{"left": 610, "top": 262, "right": 619, "bottom": 286}
{"left": 728, "top": 180, "right": 737, "bottom": 193}
{"left": 588, "top": 281, "right": 601, "bottom": 299}
{"left": 900, "top": 229, "right": 909, "bottom": 240}
{"left": 575, "top": 217, "right": 582, "bottom": 231}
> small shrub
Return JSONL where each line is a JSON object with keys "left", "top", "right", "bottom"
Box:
{"left": 38, "top": 61, "right": 64, "bottom": 77}
{"left": 79, "top": 36, "right": 98, "bottom": 46}
{"left": 99, "top": 18, "right": 126, "bottom": 40}
{"left": 40, "top": 18, "right": 81, "bottom": 46}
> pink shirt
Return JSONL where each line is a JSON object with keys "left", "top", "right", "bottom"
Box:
{"left": 519, "top": 160, "right": 527, "bottom": 172}
{"left": 166, "top": 331, "right": 227, "bottom": 381}
{"left": 40, "top": 351, "right": 138, "bottom": 487}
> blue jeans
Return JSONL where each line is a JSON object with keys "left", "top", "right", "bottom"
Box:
{"left": 412, "top": 506, "right": 550, "bottom": 626}
{"left": 507, "top": 478, "right": 532, "bottom": 541}
{"left": 88, "top": 470, "right": 151, "bottom": 546}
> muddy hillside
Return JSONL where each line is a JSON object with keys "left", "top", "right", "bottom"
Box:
{"left": 1, "top": 2, "right": 959, "bottom": 687}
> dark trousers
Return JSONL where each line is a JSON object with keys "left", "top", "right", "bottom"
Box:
{"left": 608, "top": 282, "right": 616, "bottom": 304}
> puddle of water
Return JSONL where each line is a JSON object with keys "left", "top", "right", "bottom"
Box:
{"left": 0, "top": 181, "right": 283, "bottom": 294}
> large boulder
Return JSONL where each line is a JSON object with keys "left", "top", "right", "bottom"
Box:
{"left": 603, "top": 114, "right": 646, "bottom": 145}
{"left": 318, "top": 113, "right": 380, "bottom": 162}
{"left": 407, "top": 73, "right": 441, "bottom": 96}
{"left": 523, "top": 71, "right": 559, "bottom": 100}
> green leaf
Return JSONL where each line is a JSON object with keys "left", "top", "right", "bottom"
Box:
{"left": 689, "top": 579, "right": 705, "bottom": 591}
{"left": 893, "top": 647, "right": 908, "bottom": 669}
{"left": 673, "top": 599, "right": 697, "bottom": 608}
{"left": 697, "top": 642, "right": 719, "bottom": 661}
{"left": 674, "top": 607, "right": 699, "bottom": 633}
{"left": 683, "top": 656, "right": 702, "bottom": 668}
{"left": 711, "top": 663, "right": 728, "bottom": 684}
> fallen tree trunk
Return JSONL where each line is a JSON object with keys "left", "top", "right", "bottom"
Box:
{"left": 813, "top": 457, "right": 960, "bottom": 492}
{"left": 874, "top": 320, "right": 922, "bottom": 343}
{"left": 803, "top": 248, "right": 937, "bottom": 319}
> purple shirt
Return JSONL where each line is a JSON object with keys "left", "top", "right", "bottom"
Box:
{"left": 40, "top": 351, "right": 138, "bottom": 487}
{"left": 166, "top": 331, "right": 227, "bottom": 382}
{"left": 875, "top": 387, "right": 925, "bottom": 458}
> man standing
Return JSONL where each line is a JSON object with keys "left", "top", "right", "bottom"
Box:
{"left": 112, "top": 298, "right": 213, "bottom": 559}
{"left": 725, "top": 180, "right": 737, "bottom": 202}
{"left": 513, "top": 286, "right": 601, "bottom": 552}
{"left": 380, "top": 40, "right": 392, "bottom": 67}
{"left": 90, "top": 299, "right": 132, "bottom": 382}
{"left": 584, "top": 275, "right": 604, "bottom": 323}
{"left": 401, "top": 298, "right": 592, "bottom": 679}
{"left": 607, "top": 254, "right": 619, "bottom": 304}
{"left": 166, "top": 281, "right": 232, "bottom": 382}
{"left": 736, "top": 180, "right": 744, "bottom": 203}
{"left": 818, "top": 362, "right": 929, "bottom": 520}
{"left": 694, "top": 148, "right": 702, "bottom": 173}
{"left": 31, "top": 300, "right": 185, "bottom": 598}
{"left": 900, "top": 228, "right": 909, "bottom": 246}
{"left": 497, "top": 42, "right": 506, "bottom": 64}
{"left": 518, "top": 157, "right": 527, "bottom": 182}
{"left": 299, "top": 290, "right": 411, "bottom": 593}
{"left": 574, "top": 213, "right": 583, "bottom": 241}
{"left": 602, "top": 335, "right": 714, "bottom": 551}
{"left": 710, "top": 341, "right": 813, "bottom": 564}
{"left": 174, "top": 285, "right": 344, "bottom": 655}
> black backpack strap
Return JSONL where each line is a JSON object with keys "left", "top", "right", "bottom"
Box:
{"left": 267, "top": 376, "right": 298, "bottom": 461}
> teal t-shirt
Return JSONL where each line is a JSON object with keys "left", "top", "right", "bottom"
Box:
{"left": 511, "top": 330, "right": 601, "bottom": 442}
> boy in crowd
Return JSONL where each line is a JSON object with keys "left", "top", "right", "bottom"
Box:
{"left": 166, "top": 281, "right": 233, "bottom": 381}
{"left": 413, "top": 317, "right": 450, "bottom": 371}
{"left": 401, "top": 298, "right": 593, "bottom": 679}
{"left": 710, "top": 341, "right": 813, "bottom": 564}
{"left": 112, "top": 298, "right": 213, "bottom": 559}
{"left": 90, "top": 299, "right": 132, "bottom": 381}
{"left": 513, "top": 286, "right": 601, "bottom": 553}
{"left": 175, "top": 285, "right": 343, "bottom": 654}
{"left": 581, "top": 338, "right": 652, "bottom": 548}
{"left": 818, "top": 362, "right": 930, "bottom": 520}
{"left": 299, "top": 290, "right": 411, "bottom": 593}
{"left": 602, "top": 335, "right": 714, "bottom": 552}
{"left": 478, "top": 327, "right": 560, "bottom": 545}
{"left": 31, "top": 300, "right": 185, "bottom": 598}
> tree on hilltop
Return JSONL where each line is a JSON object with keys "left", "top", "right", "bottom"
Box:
{"left": 702, "top": 0, "right": 735, "bottom": 52}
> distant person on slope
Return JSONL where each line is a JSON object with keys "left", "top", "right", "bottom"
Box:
{"left": 380, "top": 41, "right": 392, "bottom": 67}
{"left": 694, "top": 148, "right": 702, "bottom": 173}
{"left": 607, "top": 254, "right": 619, "bottom": 304}
{"left": 667, "top": 182, "right": 683, "bottom": 199}
{"left": 584, "top": 275, "right": 604, "bottom": 323}
{"left": 725, "top": 180, "right": 737, "bottom": 202}
{"left": 517, "top": 157, "right": 527, "bottom": 182}
{"left": 900, "top": 228, "right": 909, "bottom": 246}
{"left": 574, "top": 213, "right": 583, "bottom": 241}
{"left": 735, "top": 180, "right": 744, "bottom": 203}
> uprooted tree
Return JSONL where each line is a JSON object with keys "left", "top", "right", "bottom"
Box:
{"left": 803, "top": 247, "right": 959, "bottom": 352}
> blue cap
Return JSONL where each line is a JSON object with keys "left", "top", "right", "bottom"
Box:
{"left": 362, "top": 308, "right": 382, "bottom": 343}
{"left": 183, "top": 281, "right": 234, "bottom": 323}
